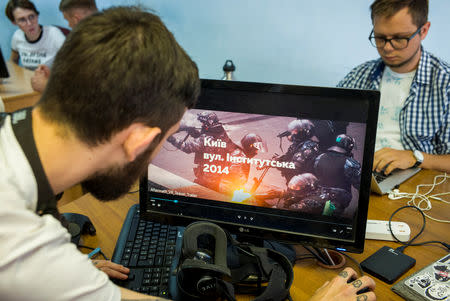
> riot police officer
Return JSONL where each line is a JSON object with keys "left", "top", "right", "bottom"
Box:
{"left": 276, "top": 119, "right": 320, "bottom": 183}
{"left": 167, "top": 111, "right": 235, "bottom": 191}
{"left": 254, "top": 173, "right": 335, "bottom": 215}
{"left": 219, "top": 133, "right": 265, "bottom": 195}
{"left": 313, "top": 134, "right": 361, "bottom": 214}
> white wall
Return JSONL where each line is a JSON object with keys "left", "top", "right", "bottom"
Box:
{"left": 1, "top": 0, "right": 449, "bottom": 87}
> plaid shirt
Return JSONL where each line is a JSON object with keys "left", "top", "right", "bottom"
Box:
{"left": 337, "top": 49, "right": 450, "bottom": 154}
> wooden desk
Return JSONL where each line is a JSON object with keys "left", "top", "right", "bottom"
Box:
{"left": 0, "top": 61, "right": 40, "bottom": 112}
{"left": 59, "top": 170, "right": 449, "bottom": 300}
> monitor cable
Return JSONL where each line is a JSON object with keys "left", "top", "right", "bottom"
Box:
{"left": 387, "top": 205, "right": 450, "bottom": 254}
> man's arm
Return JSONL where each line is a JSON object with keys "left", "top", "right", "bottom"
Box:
{"left": 31, "top": 65, "right": 51, "bottom": 92}
{"left": 10, "top": 50, "right": 19, "bottom": 64}
{"left": 421, "top": 153, "right": 450, "bottom": 172}
{"left": 373, "top": 148, "right": 450, "bottom": 174}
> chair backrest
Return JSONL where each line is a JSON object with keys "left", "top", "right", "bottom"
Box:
{"left": 54, "top": 25, "right": 71, "bottom": 37}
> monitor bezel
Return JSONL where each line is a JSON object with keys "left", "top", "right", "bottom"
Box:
{"left": 140, "top": 79, "right": 379, "bottom": 253}
{"left": 0, "top": 48, "right": 10, "bottom": 79}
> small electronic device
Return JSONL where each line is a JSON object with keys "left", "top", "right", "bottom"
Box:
{"left": 361, "top": 246, "right": 416, "bottom": 284}
{"left": 365, "top": 219, "right": 411, "bottom": 241}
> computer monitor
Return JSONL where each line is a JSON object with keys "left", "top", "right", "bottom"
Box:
{"left": 0, "top": 48, "right": 9, "bottom": 79}
{"left": 140, "top": 79, "right": 379, "bottom": 253}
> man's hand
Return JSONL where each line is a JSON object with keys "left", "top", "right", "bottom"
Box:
{"left": 308, "top": 267, "right": 376, "bottom": 301}
{"left": 31, "top": 65, "right": 51, "bottom": 92}
{"left": 92, "top": 259, "right": 130, "bottom": 280}
{"left": 373, "top": 147, "right": 416, "bottom": 175}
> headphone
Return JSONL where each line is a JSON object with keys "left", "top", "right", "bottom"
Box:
{"left": 176, "top": 222, "right": 294, "bottom": 301}
{"left": 388, "top": 189, "right": 406, "bottom": 200}
{"left": 61, "top": 213, "right": 96, "bottom": 245}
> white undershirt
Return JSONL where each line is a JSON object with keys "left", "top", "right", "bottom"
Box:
{"left": 375, "top": 66, "right": 416, "bottom": 151}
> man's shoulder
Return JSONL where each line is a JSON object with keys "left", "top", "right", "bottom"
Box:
{"left": 426, "top": 51, "right": 450, "bottom": 77}
{"left": 11, "top": 29, "right": 25, "bottom": 42}
{"left": 337, "top": 58, "right": 381, "bottom": 88}
{"left": 44, "top": 25, "right": 67, "bottom": 39}
{"left": 347, "top": 58, "right": 381, "bottom": 75}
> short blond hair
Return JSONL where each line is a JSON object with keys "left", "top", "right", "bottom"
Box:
{"left": 59, "top": 0, "right": 97, "bottom": 12}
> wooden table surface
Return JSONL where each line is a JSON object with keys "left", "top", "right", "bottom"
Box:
{"left": 59, "top": 170, "right": 449, "bottom": 300}
{"left": 0, "top": 61, "right": 40, "bottom": 112}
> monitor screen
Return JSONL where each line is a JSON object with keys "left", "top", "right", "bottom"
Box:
{"left": 140, "top": 79, "right": 379, "bottom": 253}
{"left": 0, "top": 48, "right": 9, "bottom": 79}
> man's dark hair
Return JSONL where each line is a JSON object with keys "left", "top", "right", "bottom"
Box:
{"left": 370, "top": 0, "right": 428, "bottom": 27}
{"left": 59, "top": 0, "right": 97, "bottom": 12}
{"left": 5, "top": 0, "right": 39, "bottom": 22}
{"left": 37, "top": 6, "right": 200, "bottom": 146}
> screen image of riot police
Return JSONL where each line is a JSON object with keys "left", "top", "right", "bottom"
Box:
{"left": 141, "top": 80, "right": 379, "bottom": 253}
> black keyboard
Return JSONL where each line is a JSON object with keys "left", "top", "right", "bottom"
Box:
{"left": 373, "top": 171, "right": 389, "bottom": 183}
{"left": 112, "top": 204, "right": 183, "bottom": 298}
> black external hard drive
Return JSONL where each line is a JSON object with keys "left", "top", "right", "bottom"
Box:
{"left": 361, "top": 246, "right": 416, "bottom": 284}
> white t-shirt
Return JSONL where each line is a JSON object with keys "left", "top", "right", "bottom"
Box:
{"left": 11, "top": 25, "right": 66, "bottom": 70}
{"left": 0, "top": 114, "right": 120, "bottom": 301}
{"left": 375, "top": 66, "right": 416, "bottom": 151}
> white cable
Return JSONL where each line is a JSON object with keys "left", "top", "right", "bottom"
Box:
{"left": 390, "top": 173, "right": 450, "bottom": 223}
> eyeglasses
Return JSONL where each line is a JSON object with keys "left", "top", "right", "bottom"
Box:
{"left": 15, "top": 14, "right": 37, "bottom": 25}
{"left": 368, "top": 25, "right": 423, "bottom": 50}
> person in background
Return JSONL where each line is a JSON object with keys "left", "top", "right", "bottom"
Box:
{"left": 59, "top": 0, "right": 98, "bottom": 29}
{"left": 338, "top": 0, "right": 450, "bottom": 174}
{"left": 31, "top": 0, "right": 98, "bottom": 92}
{"left": 0, "top": 6, "right": 376, "bottom": 301}
{"left": 5, "top": 0, "right": 65, "bottom": 71}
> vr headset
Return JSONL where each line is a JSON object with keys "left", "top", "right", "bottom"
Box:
{"left": 176, "top": 222, "right": 294, "bottom": 301}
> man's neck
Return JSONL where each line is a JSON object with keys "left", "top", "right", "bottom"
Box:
{"left": 388, "top": 47, "right": 422, "bottom": 74}
{"left": 31, "top": 108, "right": 104, "bottom": 194}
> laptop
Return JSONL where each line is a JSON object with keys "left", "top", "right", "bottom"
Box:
{"left": 371, "top": 167, "right": 421, "bottom": 195}
{"left": 0, "top": 48, "right": 9, "bottom": 79}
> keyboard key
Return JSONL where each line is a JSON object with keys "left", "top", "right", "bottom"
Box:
{"left": 129, "top": 254, "right": 139, "bottom": 267}
{"left": 155, "top": 256, "right": 163, "bottom": 266}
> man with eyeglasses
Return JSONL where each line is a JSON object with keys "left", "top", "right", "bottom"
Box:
{"left": 5, "top": 0, "right": 66, "bottom": 70}
{"left": 338, "top": 0, "right": 450, "bottom": 175}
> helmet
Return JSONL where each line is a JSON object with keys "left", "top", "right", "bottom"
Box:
{"left": 287, "top": 119, "right": 314, "bottom": 142}
{"left": 287, "top": 173, "right": 318, "bottom": 197}
{"left": 197, "top": 112, "right": 219, "bottom": 126}
{"left": 328, "top": 134, "right": 355, "bottom": 155}
{"left": 240, "top": 133, "right": 265, "bottom": 157}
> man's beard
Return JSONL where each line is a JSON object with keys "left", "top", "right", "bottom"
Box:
{"left": 81, "top": 139, "right": 159, "bottom": 201}
{"left": 382, "top": 44, "right": 421, "bottom": 69}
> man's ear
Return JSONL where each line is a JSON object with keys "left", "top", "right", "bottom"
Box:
{"left": 420, "top": 21, "right": 431, "bottom": 41}
{"left": 123, "top": 125, "right": 161, "bottom": 162}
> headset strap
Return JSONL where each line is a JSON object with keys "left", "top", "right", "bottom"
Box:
{"left": 230, "top": 245, "right": 293, "bottom": 301}
{"left": 9, "top": 108, "right": 59, "bottom": 218}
